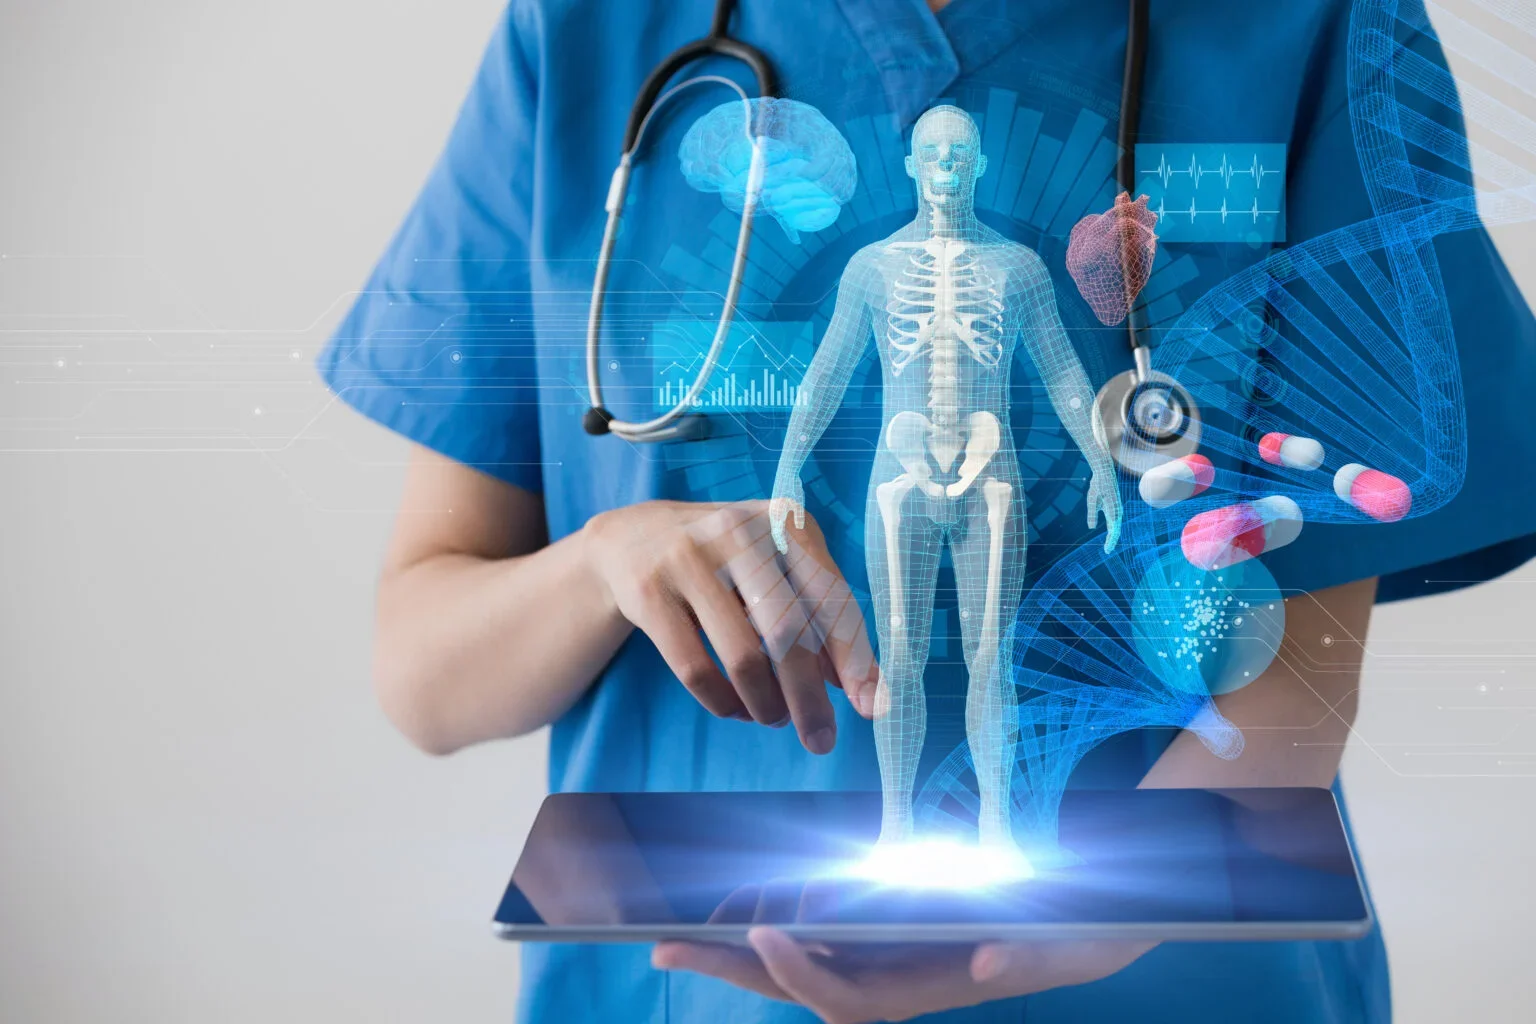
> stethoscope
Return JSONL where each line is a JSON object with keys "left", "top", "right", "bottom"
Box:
{"left": 1091, "top": 0, "right": 1202, "bottom": 474}
{"left": 583, "top": 0, "right": 775, "bottom": 443}
{"left": 583, "top": 0, "right": 1201, "bottom": 475}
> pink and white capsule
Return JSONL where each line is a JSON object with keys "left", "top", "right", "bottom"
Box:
{"left": 1334, "top": 464, "right": 1412, "bottom": 523}
{"left": 1181, "top": 495, "right": 1304, "bottom": 571}
{"left": 1258, "top": 432, "right": 1324, "bottom": 471}
{"left": 1139, "top": 453, "right": 1215, "bottom": 508}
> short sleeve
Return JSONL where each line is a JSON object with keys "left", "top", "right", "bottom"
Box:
{"left": 1252, "top": 4, "right": 1536, "bottom": 601}
{"left": 316, "top": 2, "right": 546, "bottom": 494}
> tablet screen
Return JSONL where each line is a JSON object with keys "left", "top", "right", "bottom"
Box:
{"left": 493, "top": 788, "right": 1368, "bottom": 937}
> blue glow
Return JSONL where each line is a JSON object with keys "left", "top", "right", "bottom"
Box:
{"left": 847, "top": 839, "right": 1035, "bottom": 889}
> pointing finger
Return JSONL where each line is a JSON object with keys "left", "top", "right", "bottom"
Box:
{"left": 673, "top": 545, "right": 789, "bottom": 726}
{"left": 782, "top": 534, "right": 879, "bottom": 718}
{"left": 731, "top": 538, "right": 838, "bottom": 753}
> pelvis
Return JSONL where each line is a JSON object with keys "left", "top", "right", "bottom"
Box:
{"left": 885, "top": 409, "right": 1000, "bottom": 498}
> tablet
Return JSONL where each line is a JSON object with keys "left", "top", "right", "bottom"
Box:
{"left": 492, "top": 788, "right": 1371, "bottom": 944}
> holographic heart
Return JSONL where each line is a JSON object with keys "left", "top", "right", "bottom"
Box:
{"left": 1065, "top": 191, "right": 1159, "bottom": 327}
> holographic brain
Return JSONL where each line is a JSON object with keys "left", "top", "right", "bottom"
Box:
{"left": 678, "top": 97, "right": 857, "bottom": 244}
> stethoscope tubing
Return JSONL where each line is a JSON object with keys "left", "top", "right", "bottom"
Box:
{"left": 585, "top": 117, "right": 767, "bottom": 441}
{"left": 584, "top": 0, "right": 777, "bottom": 442}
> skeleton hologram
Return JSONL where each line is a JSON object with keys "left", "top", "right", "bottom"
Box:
{"left": 771, "top": 106, "right": 1122, "bottom": 851}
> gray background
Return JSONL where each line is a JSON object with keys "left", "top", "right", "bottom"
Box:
{"left": 0, "top": 1, "right": 1531, "bottom": 1020}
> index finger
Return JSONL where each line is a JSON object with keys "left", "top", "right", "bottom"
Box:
{"left": 780, "top": 531, "right": 879, "bottom": 719}
{"left": 725, "top": 520, "right": 839, "bottom": 752}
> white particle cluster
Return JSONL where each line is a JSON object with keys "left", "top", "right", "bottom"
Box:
{"left": 1138, "top": 575, "right": 1254, "bottom": 671}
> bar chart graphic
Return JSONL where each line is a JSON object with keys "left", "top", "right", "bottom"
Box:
{"left": 650, "top": 318, "right": 814, "bottom": 412}
{"left": 1135, "top": 144, "right": 1287, "bottom": 243}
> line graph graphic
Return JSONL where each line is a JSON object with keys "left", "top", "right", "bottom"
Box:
{"left": 1135, "top": 143, "right": 1287, "bottom": 242}
{"left": 650, "top": 318, "right": 814, "bottom": 411}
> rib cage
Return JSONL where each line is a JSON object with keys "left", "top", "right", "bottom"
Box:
{"left": 883, "top": 240, "right": 1005, "bottom": 429}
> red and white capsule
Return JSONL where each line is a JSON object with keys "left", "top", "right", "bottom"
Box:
{"left": 1258, "top": 432, "right": 1325, "bottom": 471}
{"left": 1181, "top": 495, "right": 1303, "bottom": 571}
{"left": 1334, "top": 464, "right": 1412, "bottom": 523}
{"left": 1139, "top": 453, "right": 1215, "bottom": 508}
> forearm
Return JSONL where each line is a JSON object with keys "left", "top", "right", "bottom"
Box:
{"left": 374, "top": 527, "right": 631, "bottom": 754}
{"left": 1140, "top": 576, "right": 1377, "bottom": 789}
{"left": 773, "top": 405, "right": 820, "bottom": 499}
{"left": 1045, "top": 364, "right": 1112, "bottom": 476}
{"left": 776, "top": 261, "right": 871, "bottom": 498}
{"left": 774, "top": 361, "right": 855, "bottom": 499}
{"left": 1022, "top": 260, "right": 1113, "bottom": 476}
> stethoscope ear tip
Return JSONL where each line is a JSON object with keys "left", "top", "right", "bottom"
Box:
{"left": 583, "top": 406, "right": 614, "bottom": 436}
{"left": 581, "top": 407, "right": 715, "bottom": 443}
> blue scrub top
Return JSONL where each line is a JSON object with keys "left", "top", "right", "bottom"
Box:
{"left": 319, "top": 0, "right": 1536, "bottom": 1020}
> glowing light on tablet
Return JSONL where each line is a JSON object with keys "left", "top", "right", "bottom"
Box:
{"left": 849, "top": 840, "right": 1035, "bottom": 889}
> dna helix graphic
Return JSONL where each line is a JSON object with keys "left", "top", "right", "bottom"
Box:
{"left": 917, "top": 0, "right": 1536, "bottom": 859}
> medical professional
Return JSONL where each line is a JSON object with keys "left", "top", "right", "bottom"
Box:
{"left": 319, "top": 0, "right": 1536, "bottom": 1020}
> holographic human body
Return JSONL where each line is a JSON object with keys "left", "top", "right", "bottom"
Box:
{"left": 771, "top": 107, "right": 1121, "bottom": 852}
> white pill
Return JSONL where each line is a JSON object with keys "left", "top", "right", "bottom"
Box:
{"left": 1139, "top": 454, "right": 1214, "bottom": 509}
{"left": 1258, "top": 432, "right": 1324, "bottom": 471}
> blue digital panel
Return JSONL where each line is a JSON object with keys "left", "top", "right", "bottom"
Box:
{"left": 650, "top": 318, "right": 814, "bottom": 411}
{"left": 1134, "top": 143, "right": 1287, "bottom": 243}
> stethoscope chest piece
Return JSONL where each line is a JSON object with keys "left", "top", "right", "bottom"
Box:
{"left": 1092, "top": 362, "right": 1202, "bottom": 477}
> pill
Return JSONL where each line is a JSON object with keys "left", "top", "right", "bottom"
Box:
{"left": 1181, "top": 495, "right": 1303, "bottom": 570}
{"left": 1139, "top": 453, "right": 1215, "bottom": 508}
{"left": 1333, "top": 464, "right": 1412, "bottom": 523}
{"left": 1258, "top": 432, "right": 1324, "bottom": 471}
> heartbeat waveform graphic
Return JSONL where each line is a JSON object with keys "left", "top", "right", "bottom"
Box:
{"left": 1139, "top": 151, "right": 1284, "bottom": 191}
{"left": 1153, "top": 197, "right": 1285, "bottom": 225}
{"left": 1134, "top": 143, "right": 1287, "bottom": 243}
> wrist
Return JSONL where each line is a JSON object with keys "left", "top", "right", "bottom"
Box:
{"left": 577, "top": 509, "right": 621, "bottom": 623}
{"left": 771, "top": 464, "right": 799, "bottom": 500}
